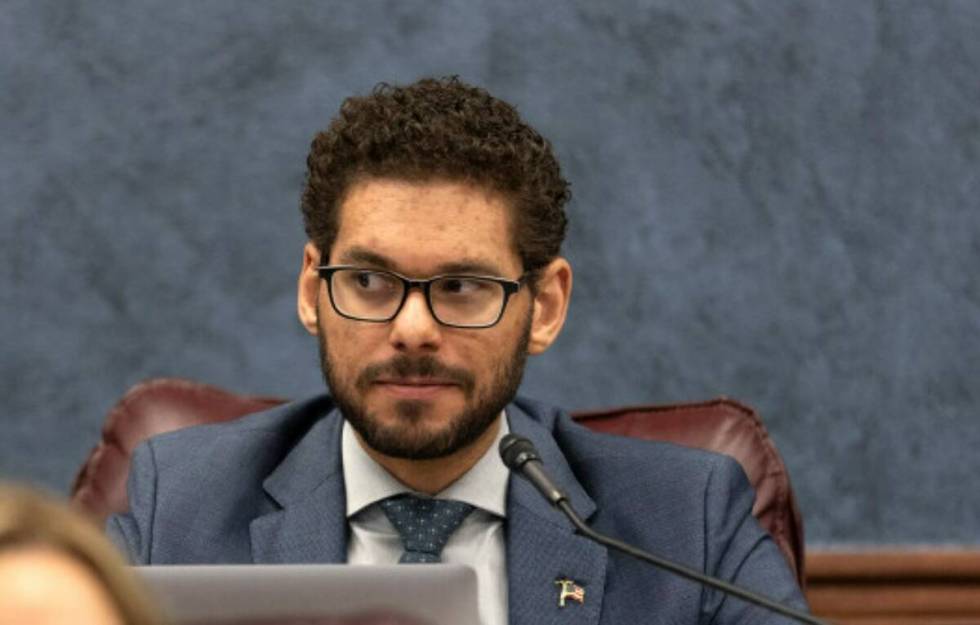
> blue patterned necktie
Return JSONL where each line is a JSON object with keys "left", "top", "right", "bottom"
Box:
{"left": 379, "top": 494, "right": 475, "bottom": 564}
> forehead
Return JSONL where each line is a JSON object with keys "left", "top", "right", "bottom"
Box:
{"left": 331, "top": 177, "right": 521, "bottom": 276}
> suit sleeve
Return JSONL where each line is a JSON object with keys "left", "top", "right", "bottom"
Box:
{"left": 105, "top": 440, "right": 158, "bottom": 564}
{"left": 701, "top": 455, "right": 809, "bottom": 625}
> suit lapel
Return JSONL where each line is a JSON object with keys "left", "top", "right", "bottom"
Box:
{"left": 250, "top": 410, "right": 348, "bottom": 564}
{"left": 506, "top": 404, "right": 607, "bottom": 625}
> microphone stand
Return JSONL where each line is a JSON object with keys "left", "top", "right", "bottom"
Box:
{"left": 555, "top": 500, "right": 830, "bottom": 625}
{"left": 500, "top": 433, "right": 831, "bottom": 625}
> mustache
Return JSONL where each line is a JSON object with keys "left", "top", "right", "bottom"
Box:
{"left": 356, "top": 355, "right": 475, "bottom": 391}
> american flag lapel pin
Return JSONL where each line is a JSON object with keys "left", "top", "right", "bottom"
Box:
{"left": 555, "top": 578, "right": 585, "bottom": 607}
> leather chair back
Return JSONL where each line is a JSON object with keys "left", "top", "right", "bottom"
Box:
{"left": 71, "top": 378, "right": 805, "bottom": 587}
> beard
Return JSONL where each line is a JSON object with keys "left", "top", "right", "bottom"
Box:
{"left": 316, "top": 310, "right": 531, "bottom": 460}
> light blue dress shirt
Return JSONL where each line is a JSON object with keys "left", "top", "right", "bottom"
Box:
{"left": 342, "top": 414, "right": 509, "bottom": 625}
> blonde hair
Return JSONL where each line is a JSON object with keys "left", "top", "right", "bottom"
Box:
{"left": 0, "top": 483, "right": 166, "bottom": 625}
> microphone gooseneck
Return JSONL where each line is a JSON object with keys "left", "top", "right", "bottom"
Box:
{"left": 498, "top": 434, "right": 830, "bottom": 625}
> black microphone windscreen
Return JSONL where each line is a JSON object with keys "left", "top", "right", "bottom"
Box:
{"left": 498, "top": 433, "right": 539, "bottom": 469}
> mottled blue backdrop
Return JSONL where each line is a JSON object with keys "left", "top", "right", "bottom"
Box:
{"left": 2, "top": 1, "right": 978, "bottom": 545}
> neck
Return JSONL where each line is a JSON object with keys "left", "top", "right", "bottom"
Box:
{"left": 355, "top": 416, "right": 502, "bottom": 495}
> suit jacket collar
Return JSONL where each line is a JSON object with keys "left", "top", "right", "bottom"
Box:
{"left": 250, "top": 407, "right": 348, "bottom": 564}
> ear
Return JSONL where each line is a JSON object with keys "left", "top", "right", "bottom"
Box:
{"left": 297, "top": 242, "right": 323, "bottom": 336}
{"left": 528, "top": 257, "right": 573, "bottom": 355}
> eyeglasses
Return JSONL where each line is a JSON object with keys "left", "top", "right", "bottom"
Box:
{"left": 317, "top": 265, "right": 526, "bottom": 329}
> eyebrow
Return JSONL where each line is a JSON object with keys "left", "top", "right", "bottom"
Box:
{"left": 338, "top": 246, "right": 508, "bottom": 277}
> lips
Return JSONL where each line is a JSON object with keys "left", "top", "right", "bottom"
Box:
{"left": 356, "top": 355, "right": 475, "bottom": 396}
{"left": 375, "top": 377, "right": 457, "bottom": 385}
{"left": 373, "top": 378, "right": 458, "bottom": 399}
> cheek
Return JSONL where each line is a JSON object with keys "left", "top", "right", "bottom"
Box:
{"left": 321, "top": 314, "right": 386, "bottom": 370}
{"left": 324, "top": 325, "right": 361, "bottom": 370}
{"left": 458, "top": 332, "right": 514, "bottom": 374}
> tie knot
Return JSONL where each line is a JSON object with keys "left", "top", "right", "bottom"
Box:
{"left": 379, "top": 494, "right": 474, "bottom": 564}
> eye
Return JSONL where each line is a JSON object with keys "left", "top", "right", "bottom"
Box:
{"left": 435, "top": 277, "right": 492, "bottom": 296}
{"left": 440, "top": 278, "right": 468, "bottom": 294}
{"left": 350, "top": 271, "right": 396, "bottom": 292}
{"left": 355, "top": 272, "right": 374, "bottom": 288}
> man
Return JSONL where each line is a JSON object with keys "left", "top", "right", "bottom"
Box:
{"left": 108, "top": 77, "right": 807, "bottom": 624}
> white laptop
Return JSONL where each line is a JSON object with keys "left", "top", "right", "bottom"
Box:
{"left": 136, "top": 564, "right": 480, "bottom": 625}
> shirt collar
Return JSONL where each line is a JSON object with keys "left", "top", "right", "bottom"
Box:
{"left": 342, "top": 412, "right": 510, "bottom": 519}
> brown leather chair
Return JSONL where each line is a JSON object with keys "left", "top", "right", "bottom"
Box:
{"left": 72, "top": 377, "right": 805, "bottom": 588}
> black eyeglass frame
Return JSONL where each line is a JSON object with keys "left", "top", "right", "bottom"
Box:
{"left": 316, "top": 264, "right": 527, "bottom": 329}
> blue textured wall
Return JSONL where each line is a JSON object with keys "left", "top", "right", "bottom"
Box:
{"left": 2, "top": 1, "right": 978, "bottom": 545}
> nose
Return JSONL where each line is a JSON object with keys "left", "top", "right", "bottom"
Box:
{"left": 388, "top": 289, "right": 442, "bottom": 352}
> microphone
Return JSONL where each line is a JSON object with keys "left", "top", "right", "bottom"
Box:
{"left": 499, "top": 433, "right": 829, "bottom": 625}
{"left": 498, "top": 433, "right": 568, "bottom": 506}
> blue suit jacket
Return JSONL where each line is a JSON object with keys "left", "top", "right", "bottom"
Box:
{"left": 108, "top": 394, "right": 807, "bottom": 625}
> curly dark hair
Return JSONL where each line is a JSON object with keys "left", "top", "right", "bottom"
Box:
{"left": 301, "top": 77, "right": 570, "bottom": 280}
